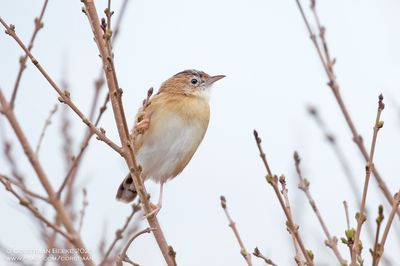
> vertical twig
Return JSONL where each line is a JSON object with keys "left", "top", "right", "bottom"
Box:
{"left": 351, "top": 95, "right": 385, "bottom": 265}
{"left": 35, "top": 104, "right": 58, "bottom": 156}
{"left": 371, "top": 205, "right": 384, "bottom": 266}
{"left": 220, "top": 196, "right": 253, "bottom": 266}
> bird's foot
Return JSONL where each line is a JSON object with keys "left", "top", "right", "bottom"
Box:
{"left": 143, "top": 202, "right": 162, "bottom": 219}
{"left": 134, "top": 118, "right": 150, "bottom": 134}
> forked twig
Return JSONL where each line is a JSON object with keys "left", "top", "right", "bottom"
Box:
{"left": 294, "top": 151, "right": 345, "bottom": 264}
{"left": 253, "top": 130, "right": 313, "bottom": 266}
{"left": 100, "top": 203, "right": 141, "bottom": 265}
{"left": 253, "top": 247, "right": 277, "bottom": 266}
{"left": 220, "top": 196, "right": 252, "bottom": 266}
{"left": 294, "top": 0, "right": 398, "bottom": 218}
{"left": 115, "top": 227, "right": 153, "bottom": 266}
{"left": 0, "top": 174, "right": 72, "bottom": 241}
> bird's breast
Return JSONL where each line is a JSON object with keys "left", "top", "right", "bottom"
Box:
{"left": 135, "top": 95, "right": 210, "bottom": 182}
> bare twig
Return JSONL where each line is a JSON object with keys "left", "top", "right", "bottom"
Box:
{"left": 0, "top": 91, "right": 94, "bottom": 265}
{"left": 0, "top": 174, "right": 72, "bottom": 241}
{"left": 278, "top": 175, "right": 304, "bottom": 265}
{"left": 343, "top": 201, "right": 350, "bottom": 230}
{"left": 352, "top": 95, "right": 385, "bottom": 265}
{"left": 115, "top": 227, "right": 153, "bottom": 266}
{"left": 294, "top": 151, "right": 345, "bottom": 264}
{"left": 371, "top": 205, "right": 384, "bottom": 266}
{"left": 307, "top": 106, "right": 360, "bottom": 203}
{"left": 253, "top": 130, "right": 313, "bottom": 266}
{"left": 294, "top": 0, "right": 398, "bottom": 217}
{"left": 374, "top": 191, "right": 400, "bottom": 265}
{"left": 80, "top": 1, "right": 176, "bottom": 264}
{"left": 0, "top": 17, "right": 121, "bottom": 155}
{"left": 220, "top": 196, "right": 252, "bottom": 266}
{"left": 100, "top": 203, "right": 141, "bottom": 265}
{"left": 57, "top": 93, "right": 110, "bottom": 197}
{"left": 35, "top": 103, "right": 58, "bottom": 155}
{"left": 78, "top": 188, "right": 88, "bottom": 233}
{"left": 6, "top": 176, "right": 49, "bottom": 203}
{"left": 253, "top": 247, "right": 277, "bottom": 266}
{"left": 10, "top": 0, "right": 49, "bottom": 109}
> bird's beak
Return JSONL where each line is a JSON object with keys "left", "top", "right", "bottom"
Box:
{"left": 205, "top": 75, "right": 226, "bottom": 86}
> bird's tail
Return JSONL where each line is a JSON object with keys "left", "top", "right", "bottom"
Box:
{"left": 116, "top": 174, "right": 137, "bottom": 203}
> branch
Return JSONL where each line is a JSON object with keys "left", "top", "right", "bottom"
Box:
{"left": 294, "top": 0, "right": 398, "bottom": 218}
{"left": 253, "top": 247, "right": 277, "bottom": 266}
{"left": 10, "top": 0, "right": 49, "bottom": 109}
{"left": 294, "top": 151, "right": 346, "bottom": 264}
{"left": 0, "top": 174, "right": 72, "bottom": 241}
{"left": 35, "top": 103, "right": 58, "bottom": 156}
{"left": 220, "top": 196, "right": 252, "bottom": 266}
{"left": 0, "top": 17, "right": 121, "bottom": 155}
{"left": 0, "top": 92, "right": 94, "bottom": 266}
{"left": 115, "top": 227, "right": 153, "bottom": 266}
{"left": 253, "top": 130, "right": 313, "bottom": 266}
{"left": 100, "top": 203, "right": 141, "bottom": 265}
{"left": 351, "top": 95, "right": 385, "bottom": 265}
{"left": 80, "top": 1, "right": 176, "bottom": 264}
{"left": 371, "top": 205, "right": 384, "bottom": 266}
{"left": 374, "top": 191, "right": 400, "bottom": 265}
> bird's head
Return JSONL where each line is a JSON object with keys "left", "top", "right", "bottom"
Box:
{"left": 159, "top": 69, "right": 225, "bottom": 100}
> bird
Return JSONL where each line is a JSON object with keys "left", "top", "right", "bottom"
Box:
{"left": 116, "top": 69, "right": 225, "bottom": 216}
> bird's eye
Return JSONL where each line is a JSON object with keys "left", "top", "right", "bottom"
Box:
{"left": 191, "top": 78, "right": 198, "bottom": 85}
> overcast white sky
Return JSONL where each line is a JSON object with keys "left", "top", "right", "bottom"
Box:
{"left": 1, "top": 0, "right": 400, "bottom": 265}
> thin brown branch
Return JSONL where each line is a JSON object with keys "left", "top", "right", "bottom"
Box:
{"left": 343, "top": 201, "right": 350, "bottom": 230}
{"left": 253, "top": 130, "right": 313, "bottom": 266}
{"left": 0, "top": 17, "right": 121, "bottom": 155}
{"left": 294, "top": 0, "right": 398, "bottom": 218}
{"left": 253, "top": 247, "right": 277, "bottom": 266}
{"left": 371, "top": 205, "right": 384, "bottom": 266}
{"left": 115, "top": 227, "right": 153, "bottom": 266}
{"left": 220, "top": 196, "right": 252, "bottom": 266}
{"left": 352, "top": 95, "right": 385, "bottom": 265}
{"left": 80, "top": 1, "right": 176, "bottom": 264}
{"left": 0, "top": 174, "right": 72, "bottom": 241}
{"left": 0, "top": 91, "right": 94, "bottom": 266}
{"left": 374, "top": 191, "right": 400, "bottom": 265}
{"left": 100, "top": 203, "right": 141, "bottom": 266}
{"left": 35, "top": 103, "right": 58, "bottom": 156}
{"left": 278, "top": 175, "right": 304, "bottom": 265}
{"left": 2, "top": 136, "right": 24, "bottom": 184}
{"left": 10, "top": 0, "right": 49, "bottom": 109}
{"left": 78, "top": 188, "right": 88, "bottom": 233}
{"left": 6, "top": 175, "right": 49, "bottom": 203}
{"left": 57, "top": 93, "right": 109, "bottom": 197}
{"left": 294, "top": 151, "right": 345, "bottom": 264}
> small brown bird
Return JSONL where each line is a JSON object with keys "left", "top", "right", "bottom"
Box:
{"left": 116, "top": 69, "right": 225, "bottom": 216}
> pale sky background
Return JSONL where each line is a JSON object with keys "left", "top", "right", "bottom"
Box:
{"left": 1, "top": 0, "right": 400, "bottom": 265}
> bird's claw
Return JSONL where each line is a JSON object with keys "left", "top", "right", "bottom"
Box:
{"left": 143, "top": 202, "right": 161, "bottom": 219}
{"left": 134, "top": 118, "right": 150, "bottom": 134}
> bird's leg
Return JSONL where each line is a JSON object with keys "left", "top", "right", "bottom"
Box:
{"left": 144, "top": 182, "right": 164, "bottom": 218}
